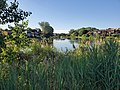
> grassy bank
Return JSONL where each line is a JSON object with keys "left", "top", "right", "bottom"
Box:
{"left": 0, "top": 39, "right": 120, "bottom": 90}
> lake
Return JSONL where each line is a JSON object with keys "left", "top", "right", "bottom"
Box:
{"left": 53, "top": 39, "right": 79, "bottom": 51}
{"left": 22, "top": 39, "right": 80, "bottom": 53}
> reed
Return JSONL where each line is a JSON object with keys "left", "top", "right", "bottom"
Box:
{"left": 0, "top": 39, "right": 119, "bottom": 90}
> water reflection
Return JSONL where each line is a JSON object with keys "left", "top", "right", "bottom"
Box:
{"left": 53, "top": 39, "right": 79, "bottom": 51}
{"left": 39, "top": 38, "right": 100, "bottom": 52}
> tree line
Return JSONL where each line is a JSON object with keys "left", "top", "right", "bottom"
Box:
{"left": 69, "top": 27, "right": 97, "bottom": 36}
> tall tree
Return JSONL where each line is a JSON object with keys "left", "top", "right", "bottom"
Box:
{"left": 69, "top": 29, "right": 75, "bottom": 35}
{"left": 0, "top": 0, "right": 31, "bottom": 53}
{"left": 0, "top": 0, "right": 32, "bottom": 24}
{"left": 0, "top": 0, "right": 7, "bottom": 9}
{"left": 39, "top": 22, "right": 54, "bottom": 37}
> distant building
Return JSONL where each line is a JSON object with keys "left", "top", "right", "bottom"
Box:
{"left": 26, "top": 29, "right": 41, "bottom": 38}
{"left": 87, "top": 28, "right": 120, "bottom": 36}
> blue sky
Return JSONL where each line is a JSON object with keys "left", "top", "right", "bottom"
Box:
{"left": 1, "top": 0, "right": 120, "bottom": 33}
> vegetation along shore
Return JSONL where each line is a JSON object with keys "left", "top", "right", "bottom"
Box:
{"left": 0, "top": 0, "right": 120, "bottom": 90}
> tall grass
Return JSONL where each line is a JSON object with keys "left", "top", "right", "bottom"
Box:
{"left": 0, "top": 39, "right": 120, "bottom": 90}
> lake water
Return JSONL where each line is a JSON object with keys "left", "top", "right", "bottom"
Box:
{"left": 22, "top": 39, "right": 80, "bottom": 53}
{"left": 53, "top": 39, "right": 79, "bottom": 51}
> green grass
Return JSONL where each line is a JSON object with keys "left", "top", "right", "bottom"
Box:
{"left": 0, "top": 39, "right": 120, "bottom": 90}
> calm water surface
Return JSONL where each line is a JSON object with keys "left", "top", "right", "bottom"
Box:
{"left": 53, "top": 39, "right": 79, "bottom": 51}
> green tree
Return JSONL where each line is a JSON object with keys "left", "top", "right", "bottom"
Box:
{"left": 0, "top": 0, "right": 32, "bottom": 62}
{"left": 7, "top": 21, "right": 30, "bottom": 48}
{"left": 69, "top": 29, "right": 79, "bottom": 36}
{"left": 0, "top": 32, "right": 5, "bottom": 52}
{"left": 69, "top": 27, "right": 97, "bottom": 36}
{"left": 39, "top": 22, "right": 54, "bottom": 38}
{"left": 0, "top": 0, "right": 31, "bottom": 51}
{"left": 0, "top": 0, "right": 32, "bottom": 24}
{"left": 0, "top": 0, "right": 7, "bottom": 9}
{"left": 69, "top": 29, "right": 75, "bottom": 35}
{"left": 0, "top": 21, "right": 30, "bottom": 62}
{"left": 78, "top": 28, "right": 88, "bottom": 36}
{"left": 0, "top": 28, "right": 6, "bottom": 52}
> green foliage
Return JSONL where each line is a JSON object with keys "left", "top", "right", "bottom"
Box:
{"left": 0, "top": 0, "right": 32, "bottom": 24}
{"left": 39, "top": 22, "right": 50, "bottom": 28}
{"left": 0, "top": 34, "right": 5, "bottom": 47}
{"left": 39, "top": 22, "right": 54, "bottom": 38}
{"left": 0, "top": 28, "right": 6, "bottom": 53}
{"left": 69, "top": 27, "right": 97, "bottom": 36}
{"left": 0, "top": 21, "right": 31, "bottom": 63}
{"left": 0, "top": 39, "right": 119, "bottom": 90}
{"left": 0, "top": 0, "right": 7, "bottom": 9}
{"left": 0, "top": 46, "right": 17, "bottom": 63}
{"left": 89, "top": 35, "right": 94, "bottom": 41}
{"left": 7, "top": 21, "right": 30, "bottom": 48}
{"left": 28, "top": 39, "right": 61, "bottom": 63}
{"left": 44, "top": 26, "right": 54, "bottom": 37}
{"left": 112, "top": 34, "right": 120, "bottom": 37}
{"left": 69, "top": 29, "right": 75, "bottom": 35}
